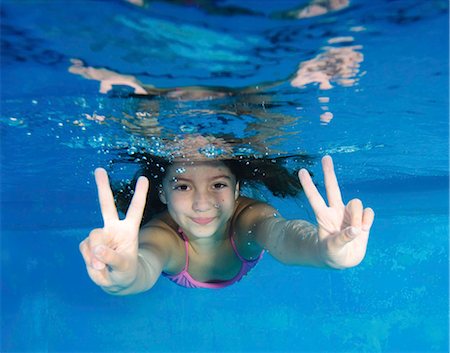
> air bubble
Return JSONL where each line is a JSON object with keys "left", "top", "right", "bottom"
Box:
{"left": 180, "top": 125, "right": 197, "bottom": 133}
{"left": 128, "top": 146, "right": 138, "bottom": 155}
{"left": 198, "top": 144, "right": 225, "bottom": 158}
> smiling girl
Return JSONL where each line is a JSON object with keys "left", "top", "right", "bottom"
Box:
{"left": 79, "top": 137, "right": 374, "bottom": 293}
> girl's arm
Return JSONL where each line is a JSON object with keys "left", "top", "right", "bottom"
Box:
{"left": 241, "top": 156, "right": 374, "bottom": 269}
{"left": 255, "top": 216, "right": 325, "bottom": 267}
{"left": 236, "top": 202, "right": 325, "bottom": 267}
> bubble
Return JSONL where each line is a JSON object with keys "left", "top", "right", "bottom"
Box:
{"left": 236, "top": 147, "right": 257, "bottom": 156}
{"left": 180, "top": 125, "right": 197, "bottom": 133}
{"left": 175, "top": 167, "right": 186, "bottom": 174}
{"left": 128, "top": 146, "right": 138, "bottom": 155}
{"left": 7, "top": 117, "right": 26, "bottom": 127}
{"left": 198, "top": 144, "right": 225, "bottom": 158}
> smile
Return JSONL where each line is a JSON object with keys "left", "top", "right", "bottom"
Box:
{"left": 191, "top": 217, "right": 215, "bottom": 225}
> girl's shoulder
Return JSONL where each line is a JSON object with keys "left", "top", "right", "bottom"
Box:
{"left": 140, "top": 211, "right": 180, "bottom": 241}
{"left": 139, "top": 212, "right": 186, "bottom": 273}
{"left": 139, "top": 212, "right": 183, "bottom": 249}
{"left": 232, "top": 197, "right": 279, "bottom": 258}
{"left": 234, "top": 196, "right": 278, "bottom": 225}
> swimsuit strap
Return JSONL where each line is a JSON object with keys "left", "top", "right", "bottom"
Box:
{"left": 229, "top": 232, "right": 247, "bottom": 262}
{"left": 164, "top": 226, "right": 263, "bottom": 289}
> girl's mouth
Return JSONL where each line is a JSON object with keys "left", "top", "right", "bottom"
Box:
{"left": 191, "top": 217, "right": 215, "bottom": 225}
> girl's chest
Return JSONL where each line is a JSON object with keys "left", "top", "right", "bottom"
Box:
{"left": 184, "top": 243, "right": 243, "bottom": 282}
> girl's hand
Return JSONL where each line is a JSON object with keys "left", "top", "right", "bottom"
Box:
{"left": 79, "top": 168, "right": 149, "bottom": 290}
{"left": 298, "top": 156, "right": 374, "bottom": 268}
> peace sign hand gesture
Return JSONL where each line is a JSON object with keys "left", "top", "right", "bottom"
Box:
{"left": 299, "top": 156, "right": 375, "bottom": 269}
{"left": 79, "top": 168, "right": 149, "bottom": 291}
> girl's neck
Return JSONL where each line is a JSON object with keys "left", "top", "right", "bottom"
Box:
{"left": 183, "top": 222, "right": 231, "bottom": 255}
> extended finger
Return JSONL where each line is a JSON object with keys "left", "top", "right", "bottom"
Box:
{"left": 126, "top": 176, "right": 149, "bottom": 224}
{"left": 298, "top": 168, "right": 327, "bottom": 213}
{"left": 322, "top": 156, "right": 344, "bottom": 208}
{"left": 95, "top": 168, "right": 119, "bottom": 225}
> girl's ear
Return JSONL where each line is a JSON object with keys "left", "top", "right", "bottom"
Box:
{"left": 159, "top": 188, "right": 167, "bottom": 204}
{"left": 235, "top": 182, "right": 240, "bottom": 200}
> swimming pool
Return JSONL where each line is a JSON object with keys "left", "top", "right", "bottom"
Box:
{"left": 1, "top": 0, "right": 448, "bottom": 352}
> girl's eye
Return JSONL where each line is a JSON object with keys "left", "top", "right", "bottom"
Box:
{"left": 173, "top": 185, "right": 190, "bottom": 191}
{"left": 213, "top": 183, "right": 227, "bottom": 190}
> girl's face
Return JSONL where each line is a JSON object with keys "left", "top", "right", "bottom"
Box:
{"left": 160, "top": 161, "right": 239, "bottom": 239}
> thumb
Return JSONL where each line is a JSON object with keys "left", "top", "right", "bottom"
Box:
{"left": 93, "top": 245, "right": 128, "bottom": 271}
{"left": 335, "top": 226, "right": 361, "bottom": 246}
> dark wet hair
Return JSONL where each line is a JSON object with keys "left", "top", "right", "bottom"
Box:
{"left": 113, "top": 153, "right": 313, "bottom": 226}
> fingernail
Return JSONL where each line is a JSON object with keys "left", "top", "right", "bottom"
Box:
{"left": 93, "top": 261, "right": 105, "bottom": 270}
{"left": 349, "top": 227, "right": 361, "bottom": 237}
{"left": 94, "top": 245, "right": 106, "bottom": 256}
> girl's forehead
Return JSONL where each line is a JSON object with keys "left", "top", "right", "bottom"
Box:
{"left": 166, "top": 160, "right": 233, "bottom": 177}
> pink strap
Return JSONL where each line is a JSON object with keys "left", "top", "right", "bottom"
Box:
{"left": 229, "top": 232, "right": 246, "bottom": 262}
{"left": 164, "top": 227, "right": 263, "bottom": 289}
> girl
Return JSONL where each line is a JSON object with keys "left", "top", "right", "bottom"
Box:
{"left": 79, "top": 141, "right": 374, "bottom": 293}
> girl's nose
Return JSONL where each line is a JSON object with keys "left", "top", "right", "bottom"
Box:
{"left": 192, "top": 191, "right": 213, "bottom": 212}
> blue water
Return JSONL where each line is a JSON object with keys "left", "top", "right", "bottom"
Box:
{"left": 1, "top": 0, "right": 448, "bottom": 352}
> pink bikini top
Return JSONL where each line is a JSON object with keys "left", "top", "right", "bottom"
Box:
{"left": 162, "top": 228, "right": 264, "bottom": 289}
